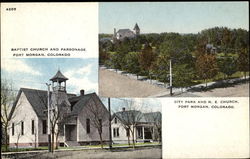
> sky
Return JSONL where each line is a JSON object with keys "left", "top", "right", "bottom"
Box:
{"left": 99, "top": 2, "right": 249, "bottom": 34}
{"left": 1, "top": 58, "right": 98, "bottom": 95}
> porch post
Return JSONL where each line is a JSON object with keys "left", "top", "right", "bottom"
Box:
{"left": 142, "top": 126, "right": 145, "bottom": 140}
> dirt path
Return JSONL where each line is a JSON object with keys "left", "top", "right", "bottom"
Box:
{"left": 99, "top": 68, "right": 167, "bottom": 97}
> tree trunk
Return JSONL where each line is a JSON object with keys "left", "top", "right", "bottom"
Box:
{"left": 51, "top": 128, "right": 55, "bottom": 152}
{"left": 205, "top": 79, "right": 207, "bottom": 89}
{"left": 127, "top": 136, "right": 130, "bottom": 146}
{"left": 4, "top": 125, "right": 8, "bottom": 151}
{"left": 55, "top": 132, "right": 59, "bottom": 149}
{"left": 98, "top": 132, "right": 103, "bottom": 149}
{"left": 132, "top": 126, "right": 135, "bottom": 149}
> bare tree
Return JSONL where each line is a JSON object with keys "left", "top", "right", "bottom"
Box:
{"left": 118, "top": 99, "right": 143, "bottom": 149}
{"left": 144, "top": 111, "right": 162, "bottom": 143}
{"left": 85, "top": 95, "right": 109, "bottom": 149}
{"left": 1, "top": 79, "right": 19, "bottom": 151}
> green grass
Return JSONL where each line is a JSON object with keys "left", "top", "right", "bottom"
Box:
{"left": 2, "top": 146, "right": 48, "bottom": 152}
{"left": 84, "top": 142, "right": 160, "bottom": 148}
{"left": 192, "top": 71, "right": 249, "bottom": 85}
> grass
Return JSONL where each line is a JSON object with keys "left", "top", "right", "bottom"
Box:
{"left": 85, "top": 142, "right": 160, "bottom": 148}
{"left": 2, "top": 142, "right": 161, "bottom": 152}
{"left": 2, "top": 146, "right": 48, "bottom": 152}
{"left": 191, "top": 71, "right": 249, "bottom": 85}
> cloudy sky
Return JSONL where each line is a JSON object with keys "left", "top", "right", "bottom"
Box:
{"left": 99, "top": 2, "right": 249, "bottom": 34}
{"left": 1, "top": 58, "right": 98, "bottom": 95}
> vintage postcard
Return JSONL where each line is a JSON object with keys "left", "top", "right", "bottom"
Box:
{"left": 1, "top": 2, "right": 249, "bottom": 159}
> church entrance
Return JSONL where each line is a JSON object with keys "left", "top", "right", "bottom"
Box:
{"left": 65, "top": 125, "right": 77, "bottom": 141}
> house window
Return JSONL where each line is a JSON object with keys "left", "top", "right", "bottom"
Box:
{"left": 21, "top": 121, "right": 24, "bottom": 135}
{"left": 31, "top": 120, "right": 35, "bottom": 135}
{"left": 114, "top": 118, "right": 117, "bottom": 124}
{"left": 12, "top": 123, "right": 14, "bottom": 136}
{"left": 126, "top": 128, "right": 130, "bottom": 137}
{"left": 86, "top": 119, "right": 90, "bottom": 134}
{"left": 99, "top": 119, "right": 102, "bottom": 133}
{"left": 113, "top": 128, "right": 119, "bottom": 137}
{"left": 42, "top": 120, "right": 47, "bottom": 134}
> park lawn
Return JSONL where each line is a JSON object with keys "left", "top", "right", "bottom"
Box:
{"left": 192, "top": 71, "right": 249, "bottom": 85}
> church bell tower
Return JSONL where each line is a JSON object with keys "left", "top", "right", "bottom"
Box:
{"left": 50, "top": 70, "right": 71, "bottom": 111}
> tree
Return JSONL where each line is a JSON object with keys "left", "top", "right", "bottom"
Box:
{"left": 152, "top": 53, "right": 169, "bottom": 87}
{"left": 217, "top": 55, "right": 237, "bottom": 80}
{"left": 118, "top": 99, "right": 143, "bottom": 149}
{"left": 124, "top": 52, "right": 141, "bottom": 79}
{"left": 139, "top": 43, "right": 156, "bottom": 75}
{"left": 195, "top": 53, "right": 218, "bottom": 88}
{"left": 85, "top": 95, "right": 109, "bottom": 149}
{"left": 144, "top": 111, "right": 162, "bottom": 143}
{"left": 237, "top": 48, "right": 249, "bottom": 79}
{"left": 173, "top": 64, "right": 195, "bottom": 92}
{"left": 1, "top": 79, "right": 19, "bottom": 151}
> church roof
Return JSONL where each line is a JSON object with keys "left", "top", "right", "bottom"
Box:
{"left": 133, "top": 23, "right": 140, "bottom": 30}
{"left": 10, "top": 88, "right": 101, "bottom": 118}
{"left": 117, "top": 29, "right": 133, "bottom": 34}
{"left": 50, "top": 70, "right": 68, "bottom": 82}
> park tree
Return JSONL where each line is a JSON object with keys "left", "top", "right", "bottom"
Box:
{"left": 139, "top": 43, "right": 156, "bottom": 75}
{"left": 173, "top": 64, "right": 195, "bottom": 92}
{"left": 152, "top": 53, "right": 169, "bottom": 87}
{"left": 124, "top": 52, "right": 141, "bottom": 79}
{"left": 217, "top": 55, "right": 237, "bottom": 80}
{"left": 195, "top": 53, "right": 218, "bottom": 88}
{"left": 237, "top": 48, "right": 249, "bottom": 79}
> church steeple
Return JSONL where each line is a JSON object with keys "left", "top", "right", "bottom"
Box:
{"left": 50, "top": 70, "right": 68, "bottom": 92}
{"left": 133, "top": 23, "right": 140, "bottom": 35}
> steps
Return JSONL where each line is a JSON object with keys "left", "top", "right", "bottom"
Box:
{"left": 64, "top": 141, "right": 80, "bottom": 147}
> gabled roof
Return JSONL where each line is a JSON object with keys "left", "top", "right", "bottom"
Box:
{"left": 144, "top": 112, "right": 162, "bottom": 122}
{"left": 69, "top": 93, "right": 95, "bottom": 115}
{"left": 113, "top": 110, "right": 161, "bottom": 125}
{"left": 10, "top": 88, "right": 76, "bottom": 118}
{"left": 50, "top": 70, "right": 68, "bottom": 82}
{"left": 117, "top": 29, "right": 134, "bottom": 36}
{"left": 114, "top": 110, "right": 146, "bottom": 124}
{"left": 133, "top": 23, "right": 140, "bottom": 30}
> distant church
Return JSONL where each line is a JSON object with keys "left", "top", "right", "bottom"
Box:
{"left": 112, "top": 23, "right": 140, "bottom": 41}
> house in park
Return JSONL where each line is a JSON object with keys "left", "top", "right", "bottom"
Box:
{"left": 9, "top": 70, "right": 110, "bottom": 148}
{"left": 112, "top": 23, "right": 140, "bottom": 41}
{"left": 111, "top": 108, "right": 161, "bottom": 144}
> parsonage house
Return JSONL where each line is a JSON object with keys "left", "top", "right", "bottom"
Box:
{"left": 111, "top": 108, "right": 161, "bottom": 144}
{"left": 9, "top": 70, "right": 110, "bottom": 147}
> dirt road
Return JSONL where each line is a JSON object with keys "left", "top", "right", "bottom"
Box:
{"left": 99, "top": 68, "right": 167, "bottom": 97}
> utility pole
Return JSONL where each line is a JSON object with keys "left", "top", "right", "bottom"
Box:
{"left": 46, "top": 83, "right": 52, "bottom": 152}
{"left": 169, "top": 59, "right": 173, "bottom": 96}
{"left": 108, "top": 98, "right": 112, "bottom": 149}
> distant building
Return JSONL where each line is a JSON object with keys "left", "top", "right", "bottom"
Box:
{"left": 206, "top": 44, "right": 217, "bottom": 54}
{"left": 111, "top": 108, "right": 161, "bottom": 144}
{"left": 112, "top": 23, "right": 140, "bottom": 41}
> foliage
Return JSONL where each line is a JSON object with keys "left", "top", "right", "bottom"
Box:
{"left": 195, "top": 53, "right": 218, "bottom": 87}
{"left": 217, "top": 54, "right": 237, "bottom": 79}
{"left": 237, "top": 48, "right": 250, "bottom": 78}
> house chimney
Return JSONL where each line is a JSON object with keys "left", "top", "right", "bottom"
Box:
{"left": 122, "top": 107, "right": 125, "bottom": 111}
{"left": 80, "top": 90, "right": 85, "bottom": 96}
